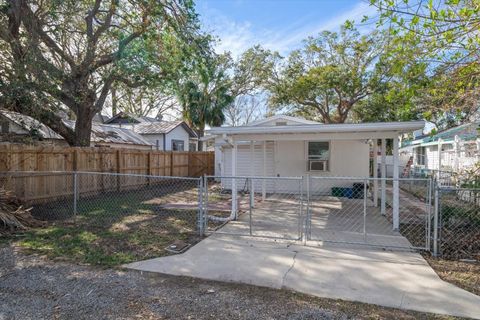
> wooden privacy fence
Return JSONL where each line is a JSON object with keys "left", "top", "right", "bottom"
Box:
{"left": 0, "top": 144, "right": 214, "bottom": 204}
{"left": 0, "top": 144, "right": 214, "bottom": 177}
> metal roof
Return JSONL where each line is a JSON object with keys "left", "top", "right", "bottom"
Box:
{"left": 0, "top": 110, "right": 63, "bottom": 140}
{"left": 404, "top": 122, "right": 480, "bottom": 148}
{"left": 65, "top": 120, "right": 152, "bottom": 146}
{"left": 1, "top": 110, "right": 151, "bottom": 146}
{"left": 134, "top": 121, "right": 197, "bottom": 138}
{"left": 423, "top": 122, "right": 479, "bottom": 144}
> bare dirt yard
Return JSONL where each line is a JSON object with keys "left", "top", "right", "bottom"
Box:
{"left": 424, "top": 254, "right": 480, "bottom": 296}
{"left": 0, "top": 243, "right": 462, "bottom": 320}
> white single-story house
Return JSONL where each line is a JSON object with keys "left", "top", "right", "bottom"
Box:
{"left": 0, "top": 109, "right": 153, "bottom": 149}
{"left": 400, "top": 121, "right": 480, "bottom": 174}
{"left": 131, "top": 121, "right": 198, "bottom": 151}
{"left": 104, "top": 112, "right": 198, "bottom": 151}
{"left": 206, "top": 115, "right": 425, "bottom": 230}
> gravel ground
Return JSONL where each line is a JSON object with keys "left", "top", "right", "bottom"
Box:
{"left": 0, "top": 244, "right": 456, "bottom": 320}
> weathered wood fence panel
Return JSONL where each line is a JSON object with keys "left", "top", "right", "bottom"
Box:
{"left": 0, "top": 144, "right": 214, "bottom": 203}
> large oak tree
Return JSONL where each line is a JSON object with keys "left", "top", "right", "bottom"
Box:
{"left": 0, "top": 0, "right": 197, "bottom": 146}
{"left": 267, "top": 27, "right": 393, "bottom": 123}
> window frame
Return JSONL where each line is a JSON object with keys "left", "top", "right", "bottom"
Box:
{"left": 171, "top": 139, "right": 185, "bottom": 151}
{"left": 305, "top": 140, "right": 331, "bottom": 172}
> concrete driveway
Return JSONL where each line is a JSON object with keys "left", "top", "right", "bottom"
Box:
{"left": 125, "top": 234, "right": 480, "bottom": 319}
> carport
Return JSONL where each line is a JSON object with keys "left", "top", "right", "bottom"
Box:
{"left": 208, "top": 117, "right": 426, "bottom": 232}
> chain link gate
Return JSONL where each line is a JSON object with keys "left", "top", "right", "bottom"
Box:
{"left": 201, "top": 176, "right": 304, "bottom": 240}
{"left": 306, "top": 176, "right": 432, "bottom": 251}
{"left": 199, "top": 175, "right": 433, "bottom": 252}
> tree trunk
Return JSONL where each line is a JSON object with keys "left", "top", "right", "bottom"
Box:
{"left": 73, "top": 107, "right": 94, "bottom": 146}
{"left": 111, "top": 87, "right": 117, "bottom": 116}
{"left": 197, "top": 126, "right": 205, "bottom": 151}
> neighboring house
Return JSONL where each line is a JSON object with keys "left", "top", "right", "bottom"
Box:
{"left": 132, "top": 121, "right": 198, "bottom": 151}
{"left": 206, "top": 115, "right": 424, "bottom": 228}
{"left": 104, "top": 112, "right": 198, "bottom": 151}
{"left": 0, "top": 110, "right": 63, "bottom": 142}
{"left": 102, "top": 111, "right": 157, "bottom": 127}
{"left": 400, "top": 122, "right": 480, "bottom": 173}
{"left": 0, "top": 110, "right": 152, "bottom": 149}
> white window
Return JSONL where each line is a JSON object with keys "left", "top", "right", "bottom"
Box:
{"left": 307, "top": 141, "right": 329, "bottom": 171}
{"left": 416, "top": 147, "right": 425, "bottom": 165}
{"left": 171, "top": 139, "right": 184, "bottom": 151}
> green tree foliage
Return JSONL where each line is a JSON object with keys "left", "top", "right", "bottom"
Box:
{"left": 176, "top": 53, "right": 233, "bottom": 150}
{"left": 0, "top": 0, "right": 198, "bottom": 146}
{"left": 372, "top": 0, "right": 480, "bottom": 128}
{"left": 266, "top": 27, "right": 405, "bottom": 123}
{"left": 223, "top": 45, "right": 277, "bottom": 126}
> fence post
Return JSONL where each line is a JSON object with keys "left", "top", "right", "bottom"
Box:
{"left": 197, "top": 177, "right": 204, "bottom": 236}
{"left": 249, "top": 177, "right": 255, "bottom": 208}
{"left": 306, "top": 174, "right": 311, "bottom": 241}
{"left": 249, "top": 178, "right": 253, "bottom": 236}
{"left": 203, "top": 174, "right": 208, "bottom": 231}
{"left": 363, "top": 178, "right": 367, "bottom": 242}
{"left": 300, "top": 176, "right": 305, "bottom": 244}
{"left": 73, "top": 172, "right": 78, "bottom": 219}
{"left": 433, "top": 185, "right": 439, "bottom": 256}
{"left": 426, "top": 178, "right": 433, "bottom": 251}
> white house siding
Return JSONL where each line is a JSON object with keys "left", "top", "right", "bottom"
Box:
{"left": 425, "top": 145, "right": 439, "bottom": 170}
{"left": 220, "top": 140, "right": 369, "bottom": 193}
{"left": 141, "top": 134, "right": 165, "bottom": 150}
{"left": 138, "top": 126, "right": 191, "bottom": 151}
{"left": 165, "top": 125, "right": 190, "bottom": 151}
{"left": 220, "top": 142, "right": 275, "bottom": 191}
{"left": 405, "top": 141, "right": 479, "bottom": 172}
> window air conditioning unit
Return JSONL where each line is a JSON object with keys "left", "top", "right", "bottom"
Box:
{"left": 308, "top": 160, "right": 328, "bottom": 171}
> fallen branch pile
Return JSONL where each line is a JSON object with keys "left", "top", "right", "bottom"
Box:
{"left": 0, "top": 187, "right": 42, "bottom": 235}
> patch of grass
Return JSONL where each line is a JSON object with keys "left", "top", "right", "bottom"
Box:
{"left": 14, "top": 185, "right": 202, "bottom": 267}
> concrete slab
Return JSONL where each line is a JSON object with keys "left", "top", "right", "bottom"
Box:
{"left": 125, "top": 234, "right": 480, "bottom": 319}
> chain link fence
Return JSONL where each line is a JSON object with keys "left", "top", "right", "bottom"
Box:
{"left": 1, "top": 171, "right": 479, "bottom": 262}
{"left": 437, "top": 187, "right": 480, "bottom": 260}
{"left": 307, "top": 177, "right": 431, "bottom": 250}
{"left": 0, "top": 171, "right": 203, "bottom": 265}
{"left": 203, "top": 176, "right": 303, "bottom": 240}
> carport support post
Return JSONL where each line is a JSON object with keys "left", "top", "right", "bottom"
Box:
{"left": 381, "top": 138, "right": 386, "bottom": 215}
{"left": 232, "top": 141, "right": 238, "bottom": 219}
{"left": 393, "top": 136, "right": 400, "bottom": 230}
{"left": 373, "top": 140, "right": 378, "bottom": 207}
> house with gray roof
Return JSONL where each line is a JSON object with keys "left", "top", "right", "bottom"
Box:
{"left": 0, "top": 110, "right": 152, "bottom": 149}
{"left": 104, "top": 112, "right": 198, "bottom": 151}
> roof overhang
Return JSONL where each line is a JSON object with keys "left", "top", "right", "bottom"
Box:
{"left": 207, "top": 121, "right": 425, "bottom": 141}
